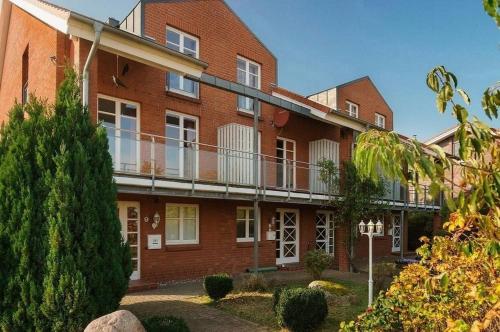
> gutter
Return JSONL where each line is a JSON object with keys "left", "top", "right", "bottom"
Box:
{"left": 82, "top": 21, "right": 103, "bottom": 108}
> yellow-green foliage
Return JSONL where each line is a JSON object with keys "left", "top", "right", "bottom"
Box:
{"left": 308, "top": 280, "right": 349, "bottom": 296}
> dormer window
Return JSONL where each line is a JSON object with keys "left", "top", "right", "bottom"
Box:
{"left": 375, "top": 113, "right": 386, "bottom": 129}
{"left": 166, "top": 26, "right": 199, "bottom": 58}
{"left": 346, "top": 101, "right": 358, "bottom": 118}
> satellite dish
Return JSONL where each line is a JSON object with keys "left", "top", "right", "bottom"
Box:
{"left": 273, "top": 109, "right": 290, "bottom": 128}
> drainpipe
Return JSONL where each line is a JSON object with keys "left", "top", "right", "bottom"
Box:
{"left": 82, "top": 22, "right": 104, "bottom": 108}
{"left": 253, "top": 97, "right": 260, "bottom": 274}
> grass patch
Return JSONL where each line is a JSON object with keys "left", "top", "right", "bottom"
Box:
{"left": 197, "top": 278, "right": 368, "bottom": 331}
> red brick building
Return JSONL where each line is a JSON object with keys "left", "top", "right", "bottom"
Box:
{"left": 0, "top": 0, "right": 440, "bottom": 284}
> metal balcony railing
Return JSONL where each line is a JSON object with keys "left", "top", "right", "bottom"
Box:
{"left": 106, "top": 128, "right": 441, "bottom": 208}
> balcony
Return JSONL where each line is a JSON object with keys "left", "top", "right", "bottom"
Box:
{"left": 108, "top": 128, "right": 441, "bottom": 210}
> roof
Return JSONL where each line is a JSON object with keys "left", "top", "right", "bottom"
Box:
{"left": 424, "top": 125, "right": 459, "bottom": 145}
{"left": 0, "top": 0, "right": 207, "bottom": 86}
{"left": 307, "top": 75, "right": 394, "bottom": 114}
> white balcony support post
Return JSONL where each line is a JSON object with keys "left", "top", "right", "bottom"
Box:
{"left": 368, "top": 233, "right": 373, "bottom": 307}
{"left": 253, "top": 97, "right": 260, "bottom": 274}
{"left": 263, "top": 157, "right": 267, "bottom": 200}
{"left": 191, "top": 145, "right": 195, "bottom": 194}
{"left": 225, "top": 149, "right": 229, "bottom": 197}
{"left": 400, "top": 210, "right": 404, "bottom": 260}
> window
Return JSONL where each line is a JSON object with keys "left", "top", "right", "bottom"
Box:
{"left": 375, "top": 113, "right": 386, "bottom": 129}
{"left": 165, "top": 204, "right": 199, "bottom": 244}
{"left": 346, "top": 101, "right": 358, "bottom": 118}
{"left": 22, "top": 46, "right": 29, "bottom": 105}
{"left": 166, "top": 26, "right": 199, "bottom": 58}
{"left": 166, "top": 27, "right": 199, "bottom": 98}
{"left": 452, "top": 140, "right": 460, "bottom": 157}
{"left": 237, "top": 56, "right": 261, "bottom": 114}
{"left": 236, "top": 207, "right": 259, "bottom": 242}
{"left": 276, "top": 138, "right": 296, "bottom": 189}
{"left": 166, "top": 72, "right": 199, "bottom": 98}
{"left": 97, "top": 95, "right": 139, "bottom": 172}
{"left": 315, "top": 212, "right": 334, "bottom": 254}
{"left": 165, "top": 111, "right": 198, "bottom": 178}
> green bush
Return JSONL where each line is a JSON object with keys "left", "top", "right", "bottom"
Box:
{"left": 141, "top": 316, "right": 190, "bottom": 332}
{"left": 203, "top": 274, "right": 233, "bottom": 300}
{"left": 372, "top": 262, "right": 400, "bottom": 294}
{"left": 275, "top": 288, "right": 328, "bottom": 332}
{"left": 239, "top": 273, "right": 269, "bottom": 292}
{"left": 272, "top": 287, "right": 287, "bottom": 313}
{"left": 304, "top": 249, "right": 332, "bottom": 280}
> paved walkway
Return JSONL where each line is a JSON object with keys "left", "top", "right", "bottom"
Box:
{"left": 121, "top": 270, "right": 366, "bottom": 332}
{"left": 121, "top": 282, "right": 269, "bottom": 332}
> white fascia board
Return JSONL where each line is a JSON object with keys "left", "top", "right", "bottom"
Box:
{"left": 325, "top": 112, "right": 366, "bottom": 132}
{"left": 10, "top": 0, "right": 70, "bottom": 33}
{"left": 67, "top": 17, "right": 203, "bottom": 77}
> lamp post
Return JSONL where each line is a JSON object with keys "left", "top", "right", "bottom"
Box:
{"left": 358, "top": 219, "right": 384, "bottom": 307}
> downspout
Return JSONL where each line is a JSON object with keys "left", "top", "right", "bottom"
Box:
{"left": 82, "top": 22, "right": 104, "bottom": 108}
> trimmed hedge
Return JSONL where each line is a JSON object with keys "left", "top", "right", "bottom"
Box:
{"left": 203, "top": 274, "right": 233, "bottom": 300}
{"left": 141, "top": 316, "right": 190, "bottom": 332}
{"left": 274, "top": 288, "right": 328, "bottom": 332}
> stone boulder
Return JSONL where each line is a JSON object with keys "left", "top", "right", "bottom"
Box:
{"left": 308, "top": 280, "right": 349, "bottom": 298}
{"left": 84, "top": 310, "right": 145, "bottom": 332}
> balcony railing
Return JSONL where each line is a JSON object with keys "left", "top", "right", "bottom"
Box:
{"left": 107, "top": 128, "right": 441, "bottom": 208}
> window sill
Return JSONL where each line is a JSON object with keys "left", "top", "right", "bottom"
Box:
{"left": 237, "top": 109, "right": 263, "bottom": 120}
{"left": 236, "top": 241, "right": 263, "bottom": 248}
{"left": 164, "top": 244, "right": 201, "bottom": 252}
{"left": 166, "top": 90, "right": 201, "bottom": 104}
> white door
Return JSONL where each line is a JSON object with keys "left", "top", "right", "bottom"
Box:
{"left": 275, "top": 209, "right": 300, "bottom": 265}
{"left": 276, "top": 138, "right": 296, "bottom": 189}
{"left": 392, "top": 215, "right": 401, "bottom": 252}
{"left": 118, "top": 201, "right": 140, "bottom": 280}
{"left": 315, "top": 211, "right": 335, "bottom": 255}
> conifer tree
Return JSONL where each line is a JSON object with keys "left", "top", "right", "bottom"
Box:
{"left": 0, "top": 69, "right": 131, "bottom": 331}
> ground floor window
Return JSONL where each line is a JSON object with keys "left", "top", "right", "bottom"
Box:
{"left": 315, "top": 211, "right": 334, "bottom": 254}
{"left": 236, "top": 207, "right": 259, "bottom": 242}
{"left": 165, "top": 204, "right": 199, "bottom": 245}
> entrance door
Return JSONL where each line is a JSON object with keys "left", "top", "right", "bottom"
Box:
{"left": 315, "top": 211, "right": 335, "bottom": 255}
{"left": 118, "top": 201, "right": 140, "bottom": 280}
{"left": 392, "top": 215, "right": 401, "bottom": 252}
{"left": 275, "top": 209, "right": 300, "bottom": 265}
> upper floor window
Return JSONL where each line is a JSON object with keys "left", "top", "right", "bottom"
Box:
{"left": 22, "top": 46, "right": 29, "bottom": 105}
{"left": 452, "top": 140, "right": 460, "bottom": 157}
{"left": 166, "top": 27, "right": 199, "bottom": 98}
{"left": 237, "top": 56, "right": 261, "bottom": 114}
{"left": 346, "top": 101, "right": 358, "bottom": 118}
{"left": 166, "top": 72, "right": 199, "bottom": 98}
{"left": 166, "top": 26, "right": 199, "bottom": 58}
{"left": 375, "top": 113, "right": 386, "bottom": 129}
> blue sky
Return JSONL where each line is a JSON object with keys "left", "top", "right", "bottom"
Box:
{"left": 50, "top": 0, "right": 499, "bottom": 140}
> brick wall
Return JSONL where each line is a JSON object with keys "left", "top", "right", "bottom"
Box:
{"left": 337, "top": 77, "right": 394, "bottom": 130}
{"left": 0, "top": 5, "right": 66, "bottom": 122}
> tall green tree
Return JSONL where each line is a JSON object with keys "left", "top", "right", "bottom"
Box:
{"left": 318, "top": 160, "right": 386, "bottom": 268}
{"left": 0, "top": 69, "right": 131, "bottom": 331}
{"left": 341, "top": 3, "right": 499, "bottom": 329}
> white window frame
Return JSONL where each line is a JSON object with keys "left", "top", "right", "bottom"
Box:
{"left": 315, "top": 211, "right": 335, "bottom": 255}
{"left": 375, "top": 113, "right": 386, "bottom": 129}
{"left": 165, "top": 203, "right": 199, "bottom": 245}
{"left": 97, "top": 94, "right": 140, "bottom": 173}
{"left": 236, "top": 207, "right": 260, "bottom": 242}
{"left": 166, "top": 26, "right": 199, "bottom": 58}
{"left": 237, "top": 55, "right": 261, "bottom": 114}
{"left": 165, "top": 110, "right": 199, "bottom": 179}
{"left": 276, "top": 137, "right": 296, "bottom": 189}
{"left": 346, "top": 101, "right": 359, "bottom": 118}
{"left": 166, "top": 73, "right": 199, "bottom": 98}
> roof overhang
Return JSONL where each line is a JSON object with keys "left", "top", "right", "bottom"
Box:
{"left": 272, "top": 91, "right": 367, "bottom": 132}
{"left": 2, "top": 0, "right": 207, "bottom": 85}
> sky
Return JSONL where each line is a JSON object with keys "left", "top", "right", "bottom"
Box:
{"left": 49, "top": 0, "right": 499, "bottom": 141}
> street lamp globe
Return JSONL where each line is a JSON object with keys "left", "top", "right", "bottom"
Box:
{"left": 376, "top": 220, "right": 384, "bottom": 235}
{"left": 358, "top": 220, "right": 366, "bottom": 234}
{"left": 367, "top": 220, "right": 375, "bottom": 234}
